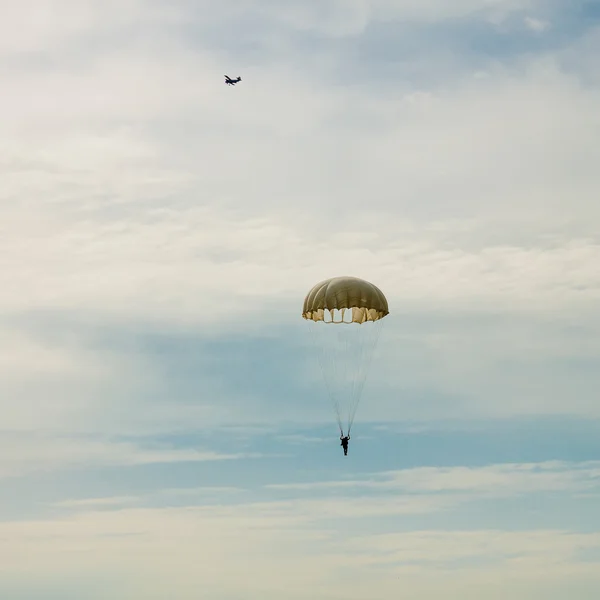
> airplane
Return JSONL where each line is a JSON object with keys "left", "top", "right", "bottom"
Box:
{"left": 225, "top": 75, "right": 241, "bottom": 86}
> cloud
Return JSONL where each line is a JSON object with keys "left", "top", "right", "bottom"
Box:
{"left": 200, "top": 0, "right": 560, "bottom": 35}
{"left": 384, "top": 461, "right": 600, "bottom": 494}
{"left": 1, "top": 498, "right": 599, "bottom": 599}
{"left": 276, "top": 433, "right": 329, "bottom": 444}
{"left": 1, "top": 3, "right": 599, "bottom": 598}
{"left": 342, "top": 529, "right": 600, "bottom": 573}
{"left": 0, "top": 432, "right": 249, "bottom": 480}
{"left": 53, "top": 496, "right": 140, "bottom": 508}
{"left": 266, "top": 460, "right": 600, "bottom": 497}
{"left": 524, "top": 16, "right": 551, "bottom": 32}
{"left": 0, "top": 0, "right": 183, "bottom": 56}
{"left": 2, "top": 52, "right": 599, "bottom": 329}
{"left": 369, "top": 0, "right": 540, "bottom": 24}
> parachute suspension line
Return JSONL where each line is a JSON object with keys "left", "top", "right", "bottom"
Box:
{"left": 307, "top": 320, "right": 343, "bottom": 434}
{"left": 306, "top": 314, "right": 385, "bottom": 436}
{"left": 346, "top": 323, "right": 364, "bottom": 432}
{"left": 346, "top": 319, "right": 385, "bottom": 435}
{"left": 343, "top": 324, "right": 352, "bottom": 431}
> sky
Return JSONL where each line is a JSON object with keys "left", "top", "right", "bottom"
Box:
{"left": 1, "top": 0, "right": 600, "bottom": 598}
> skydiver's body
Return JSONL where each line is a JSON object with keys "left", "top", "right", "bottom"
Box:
{"left": 340, "top": 434, "right": 350, "bottom": 456}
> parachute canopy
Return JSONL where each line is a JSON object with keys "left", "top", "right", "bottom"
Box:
{"left": 302, "top": 276, "right": 389, "bottom": 324}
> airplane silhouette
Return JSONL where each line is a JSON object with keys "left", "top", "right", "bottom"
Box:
{"left": 225, "top": 75, "right": 241, "bottom": 86}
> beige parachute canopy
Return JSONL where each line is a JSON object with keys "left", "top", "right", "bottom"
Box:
{"left": 302, "top": 276, "right": 389, "bottom": 324}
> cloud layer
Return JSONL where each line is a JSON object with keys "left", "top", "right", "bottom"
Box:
{"left": 1, "top": 1, "right": 599, "bottom": 598}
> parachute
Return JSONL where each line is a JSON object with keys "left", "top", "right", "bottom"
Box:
{"left": 302, "top": 276, "right": 389, "bottom": 435}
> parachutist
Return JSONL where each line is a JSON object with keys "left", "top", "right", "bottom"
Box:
{"left": 340, "top": 434, "right": 350, "bottom": 456}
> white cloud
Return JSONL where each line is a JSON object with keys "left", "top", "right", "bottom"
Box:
{"left": 0, "top": 321, "right": 178, "bottom": 433}
{"left": 385, "top": 461, "right": 600, "bottom": 494}
{"left": 1, "top": 499, "right": 599, "bottom": 599}
{"left": 2, "top": 53, "right": 599, "bottom": 324}
{"left": 372, "top": 0, "right": 541, "bottom": 22}
{"left": 266, "top": 460, "right": 600, "bottom": 497}
{"left": 237, "top": 0, "right": 554, "bottom": 33}
{"left": 0, "top": 0, "right": 183, "bottom": 55}
{"left": 0, "top": 0, "right": 598, "bottom": 448}
{"left": 0, "top": 433, "right": 248, "bottom": 480}
{"left": 1, "top": 35, "right": 599, "bottom": 433}
{"left": 53, "top": 495, "right": 140, "bottom": 508}
{"left": 157, "top": 485, "right": 244, "bottom": 497}
{"left": 0, "top": 327, "right": 106, "bottom": 378}
{"left": 524, "top": 16, "right": 550, "bottom": 32}
{"left": 352, "top": 528, "right": 600, "bottom": 560}
{"left": 0, "top": 0, "right": 99, "bottom": 54}
{"left": 1, "top": 4, "right": 599, "bottom": 598}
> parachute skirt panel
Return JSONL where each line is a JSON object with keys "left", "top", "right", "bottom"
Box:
{"left": 302, "top": 276, "right": 389, "bottom": 435}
